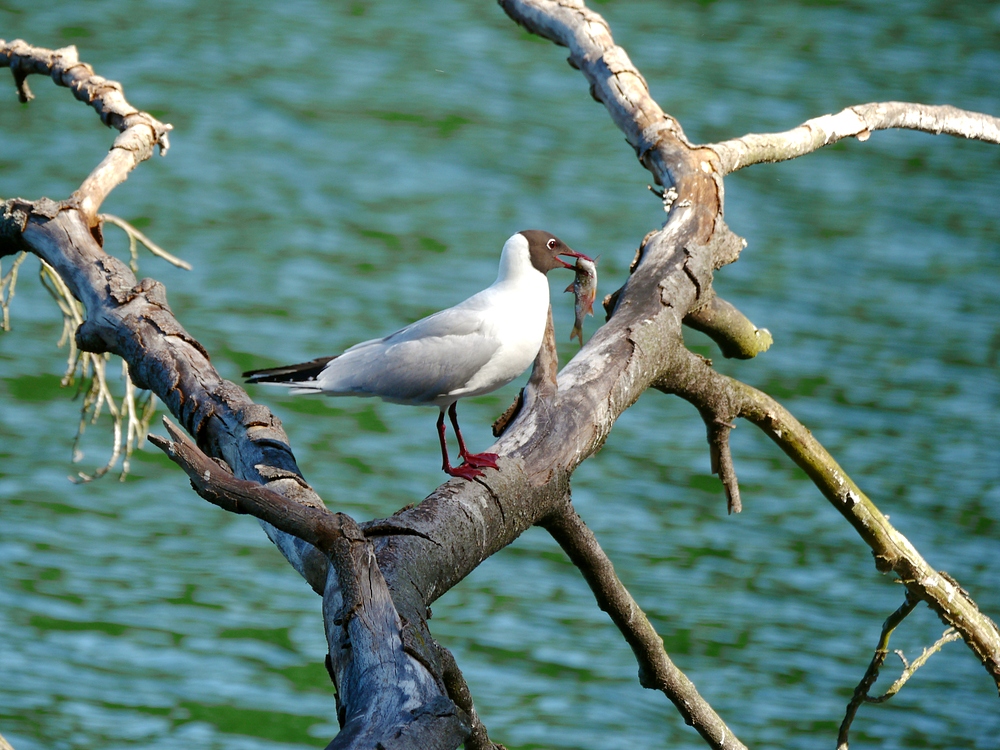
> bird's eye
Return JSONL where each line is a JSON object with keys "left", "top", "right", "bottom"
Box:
{"left": 546, "top": 238, "right": 557, "bottom": 250}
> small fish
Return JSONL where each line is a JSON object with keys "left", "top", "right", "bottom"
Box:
{"left": 565, "top": 255, "right": 598, "bottom": 345}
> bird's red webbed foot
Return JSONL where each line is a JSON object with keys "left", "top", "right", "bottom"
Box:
{"left": 444, "top": 462, "right": 486, "bottom": 481}
{"left": 440, "top": 403, "right": 500, "bottom": 479}
{"left": 459, "top": 450, "right": 499, "bottom": 470}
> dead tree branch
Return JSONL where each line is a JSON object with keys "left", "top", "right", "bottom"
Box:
{"left": 656, "top": 348, "right": 1000, "bottom": 691}
{"left": 710, "top": 102, "right": 1000, "bottom": 175}
{"left": 1, "top": 39, "right": 172, "bottom": 221}
{"left": 149, "top": 418, "right": 469, "bottom": 749}
{"left": 837, "top": 593, "right": 962, "bottom": 750}
{"left": 542, "top": 500, "right": 747, "bottom": 750}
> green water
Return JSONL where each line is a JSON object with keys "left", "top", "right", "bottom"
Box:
{"left": 2, "top": 1, "right": 998, "bottom": 748}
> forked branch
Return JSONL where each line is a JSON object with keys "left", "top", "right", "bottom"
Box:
{"left": 656, "top": 349, "right": 1000, "bottom": 690}
{"left": 838, "top": 593, "right": 962, "bottom": 750}
{"left": 149, "top": 417, "right": 470, "bottom": 750}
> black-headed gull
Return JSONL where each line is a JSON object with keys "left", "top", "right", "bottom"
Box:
{"left": 244, "top": 230, "right": 591, "bottom": 480}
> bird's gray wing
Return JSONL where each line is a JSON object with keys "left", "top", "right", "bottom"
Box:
{"left": 375, "top": 295, "right": 491, "bottom": 345}
{"left": 320, "top": 306, "right": 500, "bottom": 403}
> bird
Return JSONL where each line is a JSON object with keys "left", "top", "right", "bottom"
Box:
{"left": 243, "top": 230, "right": 591, "bottom": 480}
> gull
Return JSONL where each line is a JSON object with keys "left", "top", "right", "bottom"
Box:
{"left": 244, "top": 230, "right": 591, "bottom": 480}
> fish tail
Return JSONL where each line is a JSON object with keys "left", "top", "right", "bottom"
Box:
{"left": 569, "top": 325, "right": 583, "bottom": 345}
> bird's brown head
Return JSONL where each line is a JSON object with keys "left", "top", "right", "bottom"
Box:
{"left": 519, "top": 229, "right": 592, "bottom": 274}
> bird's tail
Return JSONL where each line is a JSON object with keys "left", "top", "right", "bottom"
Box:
{"left": 243, "top": 356, "right": 337, "bottom": 385}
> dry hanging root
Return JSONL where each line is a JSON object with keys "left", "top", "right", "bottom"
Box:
{"left": 38, "top": 258, "right": 157, "bottom": 481}
{"left": 2, "top": 211, "right": 187, "bottom": 481}
{"left": 1, "top": 251, "right": 27, "bottom": 331}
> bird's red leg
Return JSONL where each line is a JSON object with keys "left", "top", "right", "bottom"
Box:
{"left": 438, "top": 409, "right": 484, "bottom": 480}
{"left": 449, "top": 402, "right": 499, "bottom": 470}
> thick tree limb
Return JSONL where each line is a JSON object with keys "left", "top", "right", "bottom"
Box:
{"left": 148, "top": 417, "right": 469, "bottom": 750}
{"left": 542, "top": 500, "right": 747, "bottom": 750}
{"left": 710, "top": 102, "right": 1000, "bottom": 175}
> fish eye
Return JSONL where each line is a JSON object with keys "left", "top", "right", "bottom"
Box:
{"left": 546, "top": 238, "right": 557, "bottom": 250}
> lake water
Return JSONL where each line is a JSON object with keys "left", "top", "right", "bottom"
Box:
{"left": 1, "top": 1, "right": 998, "bottom": 748}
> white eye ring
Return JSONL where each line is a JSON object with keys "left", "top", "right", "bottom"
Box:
{"left": 546, "top": 238, "right": 557, "bottom": 250}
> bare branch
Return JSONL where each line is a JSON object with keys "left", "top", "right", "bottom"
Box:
{"left": 838, "top": 593, "right": 962, "bottom": 750}
{"left": 148, "top": 417, "right": 470, "bottom": 749}
{"left": 703, "top": 413, "right": 741, "bottom": 514}
{"left": 657, "top": 349, "right": 1000, "bottom": 689}
{"left": 0, "top": 251, "right": 27, "bottom": 330}
{"left": 498, "top": 0, "right": 722, "bottom": 241}
{"left": 684, "top": 293, "right": 772, "bottom": 360}
{"left": 149, "top": 416, "right": 346, "bottom": 548}
{"left": 711, "top": 102, "right": 1000, "bottom": 175}
{"left": 1, "top": 39, "right": 173, "bottom": 218}
{"left": 542, "top": 500, "right": 748, "bottom": 750}
{"left": 7, "top": 6, "right": 998, "bottom": 747}
{"left": 101, "top": 214, "right": 192, "bottom": 271}
{"left": 837, "top": 594, "right": 918, "bottom": 749}
{"left": 869, "top": 629, "right": 962, "bottom": 704}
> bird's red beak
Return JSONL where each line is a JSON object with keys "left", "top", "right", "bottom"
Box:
{"left": 557, "top": 250, "right": 593, "bottom": 269}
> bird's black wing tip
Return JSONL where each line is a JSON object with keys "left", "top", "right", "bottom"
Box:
{"left": 242, "top": 356, "right": 337, "bottom": 384}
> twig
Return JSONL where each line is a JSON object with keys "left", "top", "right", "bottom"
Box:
{"left": 837, "top": 595, "right": 917, "bottom": 748}
{"left": 38, "top": 260, "right": 154, "bottom": 480}
{"left": 838, "top": 592, "right": 961, "bottom": 749}
{"left": 0, "top": 251, "right": 27, "bottom": 330}
{"left": 870, "top": 629, "right": 962, "bottom": 706}
{"left": 101, "top": 213, "right": 192, "bottom": 271}
{"left": 703, "top": 413, "right": 741, "bottom": 514}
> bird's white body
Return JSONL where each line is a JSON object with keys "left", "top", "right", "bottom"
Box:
{"left": 283, "top": 233, "right": 551, "bottom": 407}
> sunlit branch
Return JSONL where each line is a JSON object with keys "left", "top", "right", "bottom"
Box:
{"left": 102, "top": 214, "right": 192, "bottom": 272}
{"left": 1, "top": 39, "right": 172, "bottom": 218}
{"left": 710, "top": 102, "right": 1000, "bottom": 175}
{"left": 0, "top": 251, "right": 27, "bottom": 330}
{"left": 657, "top": 349, "right": 1000, "bottom": 690}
